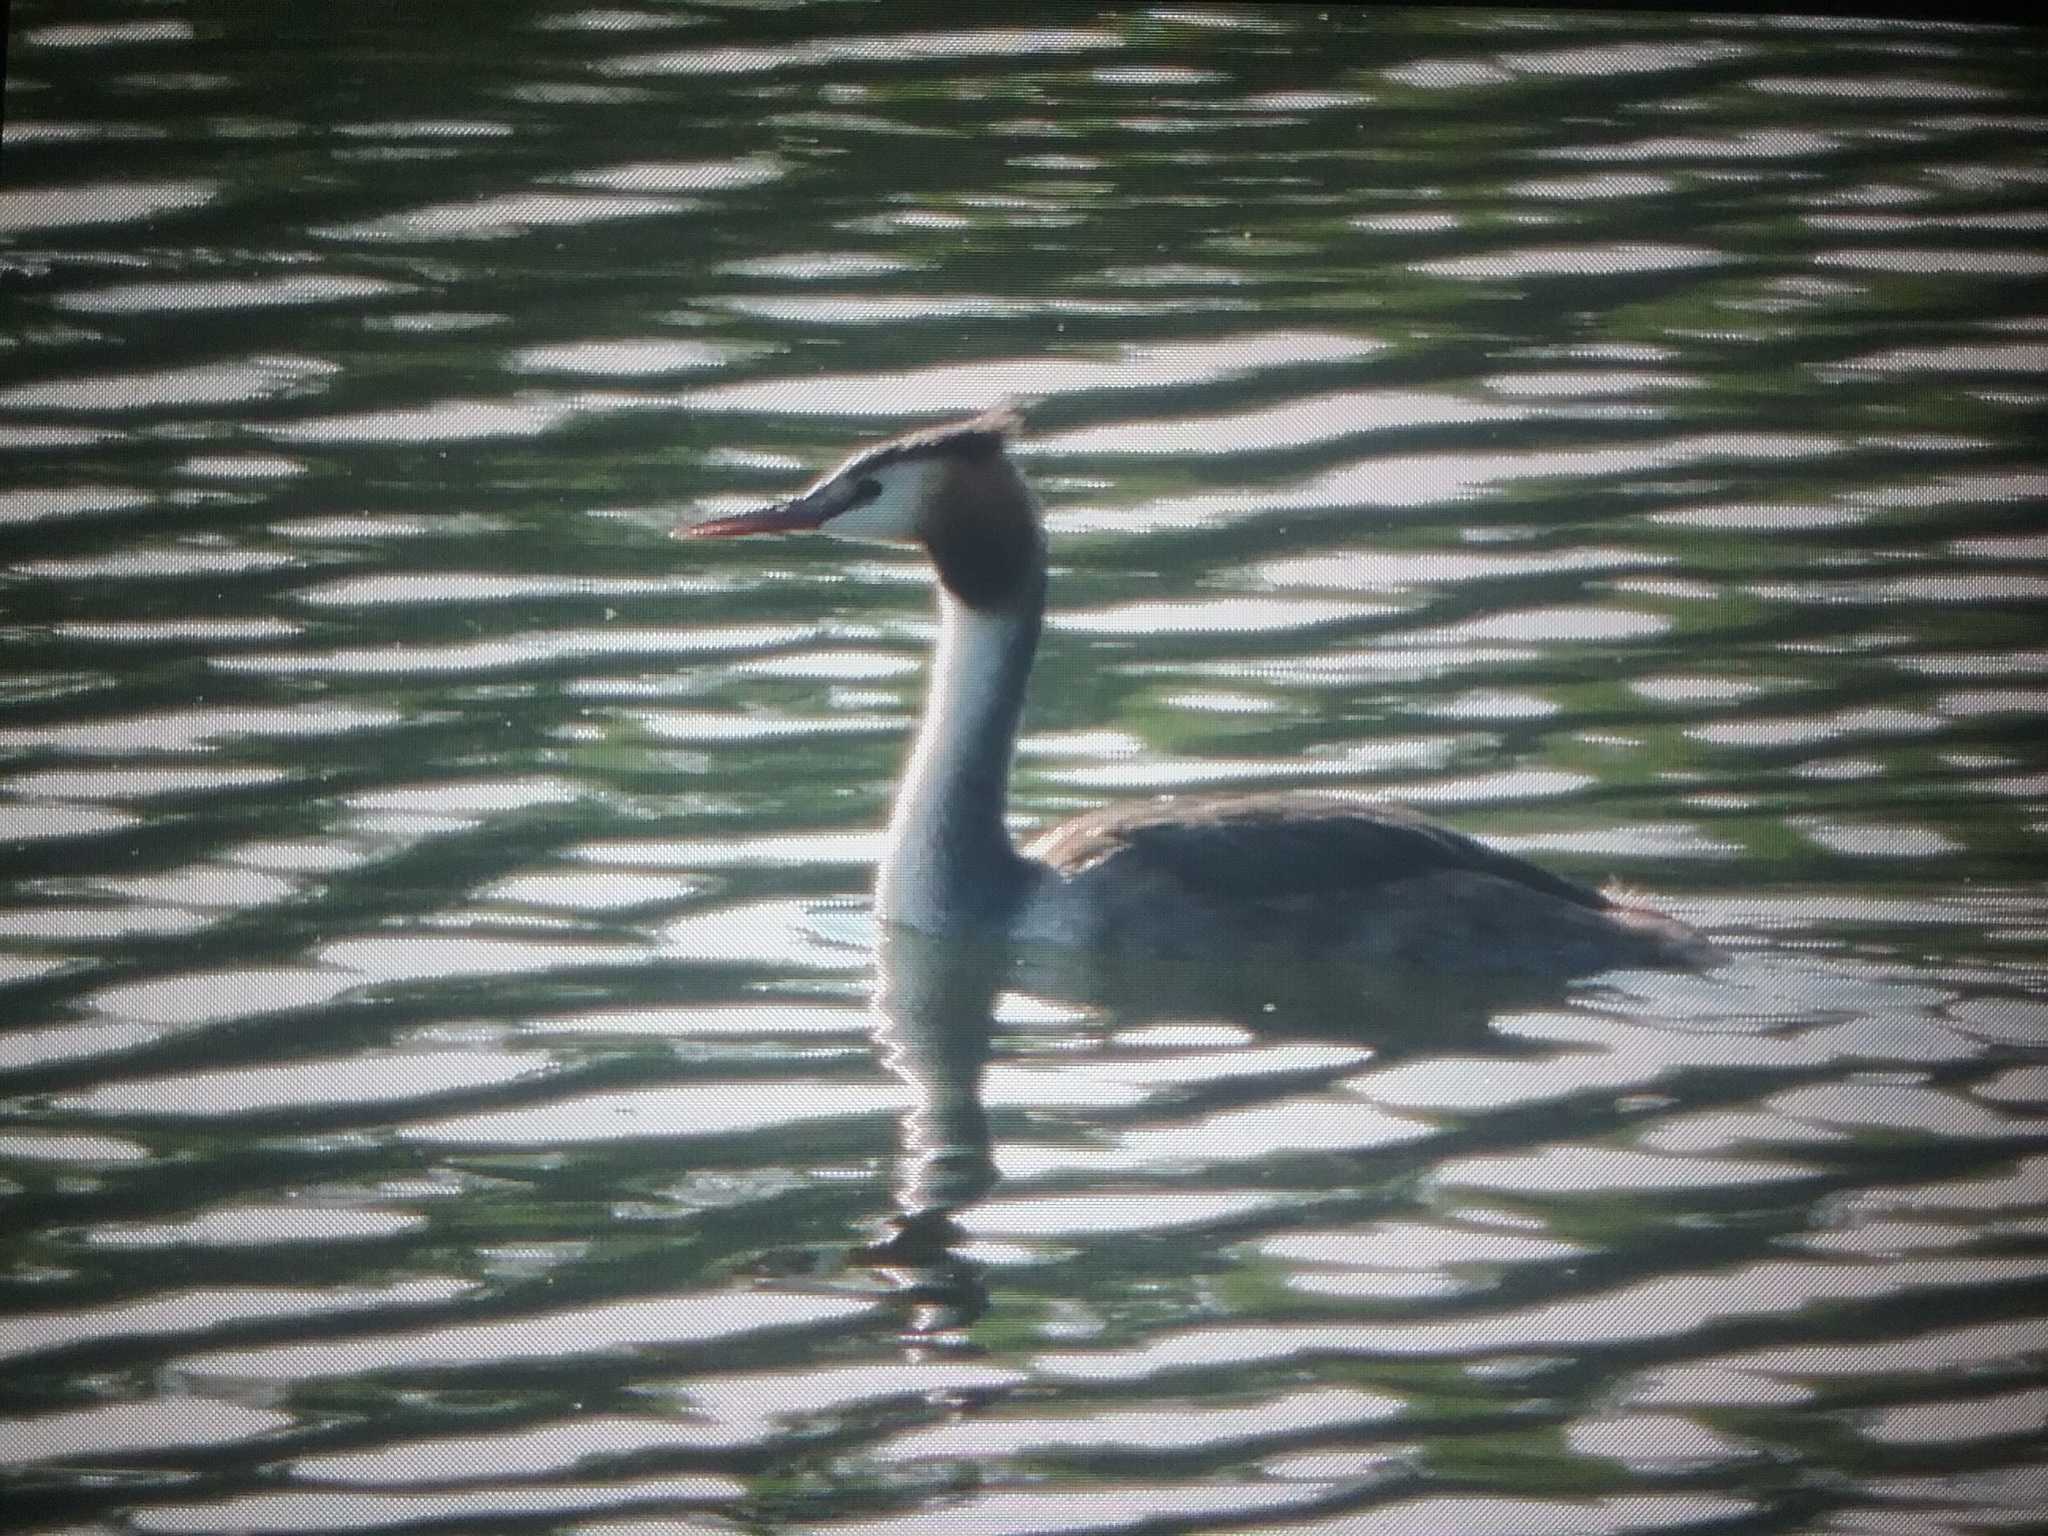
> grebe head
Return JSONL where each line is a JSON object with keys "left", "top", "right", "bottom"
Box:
{"left": 681, "top": 406, "right": 1042, "bottom": 611}
{"left": 682, "top": 406, "right": 1022, "bottom": 544}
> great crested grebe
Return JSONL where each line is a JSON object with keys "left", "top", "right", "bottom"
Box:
{"left": 685, "top": 408, "right": 1711, "bottom": 976}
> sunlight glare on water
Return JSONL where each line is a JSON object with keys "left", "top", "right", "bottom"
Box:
{"left": 2, "top": 5, "right": 2046, "bottom": 1534}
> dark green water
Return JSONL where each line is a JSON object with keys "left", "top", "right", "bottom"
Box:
{"left": 4, "top": 4, "right": 2048, "bottom": 1532}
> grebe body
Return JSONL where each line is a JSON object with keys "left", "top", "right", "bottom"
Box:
{"left": 686, "top": 410, "right": 1710, "bottom": 977}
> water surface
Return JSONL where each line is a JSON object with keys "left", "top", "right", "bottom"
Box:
{"left": 4, "top": 5, "right": 2048, "bottom": 1533}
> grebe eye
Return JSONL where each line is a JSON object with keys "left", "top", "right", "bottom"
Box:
{"left": 852, "top": 476, "right": 881, "bottom": 502}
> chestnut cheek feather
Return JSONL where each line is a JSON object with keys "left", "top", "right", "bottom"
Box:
{"left": 923, "top": 456, "right": 1041, "bottom": 611}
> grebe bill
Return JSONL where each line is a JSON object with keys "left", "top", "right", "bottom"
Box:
{"left": 684, "top": 408, "right": 1712, "bottom": 976}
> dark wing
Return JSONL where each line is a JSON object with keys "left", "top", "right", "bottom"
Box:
{"left": 1026, "top": 791, "right": 1610, "bottom": 911}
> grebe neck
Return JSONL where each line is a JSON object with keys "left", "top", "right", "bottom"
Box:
{"left": 876, "top": 569, "right": 1044, "bottom": 931}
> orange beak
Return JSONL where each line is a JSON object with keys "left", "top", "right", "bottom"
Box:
{"left": 676, "top": 497, "right": 828, "bottom": 538}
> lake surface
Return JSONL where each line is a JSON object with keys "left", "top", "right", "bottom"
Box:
{"left": 4, "top": 4, "right": 2048, "bottom": 1532}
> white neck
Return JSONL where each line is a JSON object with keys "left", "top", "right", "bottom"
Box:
{"left": 876, "top": 573, "right": 1045, "bottom": 932}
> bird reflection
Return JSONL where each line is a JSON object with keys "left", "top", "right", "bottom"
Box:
{"left": 856, "top": 928, "right": 1010, "bottom": 1332}
{"left": 857, "top": 924, "right": 1608, "bottom": 1334}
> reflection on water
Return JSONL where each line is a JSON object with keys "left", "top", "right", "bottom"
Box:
{"left": 4, "top": 3, "right": 2048, "bottom": 1532}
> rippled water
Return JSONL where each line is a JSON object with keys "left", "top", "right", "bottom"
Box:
{"left": 5, "top": 5, "right": 2048, "bottom": 1533}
